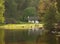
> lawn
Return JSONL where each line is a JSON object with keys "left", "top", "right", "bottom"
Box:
{"left": 0, "top": 24, "right": 43, "bottom": 30}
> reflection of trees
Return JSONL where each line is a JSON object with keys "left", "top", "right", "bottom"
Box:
{"left": 5, "top": 29, "right": 44, "bottom": 42}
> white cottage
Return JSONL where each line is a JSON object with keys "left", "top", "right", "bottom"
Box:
{"left": 28, "top": 16, "right": 39, "bottom": 23}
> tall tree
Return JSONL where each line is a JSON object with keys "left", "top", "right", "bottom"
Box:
{"left": 4, "top": 0, "right": 19, "bottom": 23}
{"left": 56, "top": 0, "right": 60, "bottom": 12}
{"left": 0, "top": 0, "right": 5, "bottom": 24}
{"left": 43, "top": 2, "right": 56, "bottom": 44}
{"left": 4, "top": 0, "right": 28, "bottom": 23}
{"left": 56, "top": 0, "right": 60, "bottom": 43}
{"left": 23, "top": 7, "right": 37, "bottom": 21}
{"left": 0, "top": 0, "right": 5, "bottom": 44}
{"left": 56, "top": 0, "right": 60, "bottom": 25}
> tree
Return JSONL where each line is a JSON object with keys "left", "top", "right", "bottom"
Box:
{"left": 56, "top": 0, "right": 60, "bottom": 12}
{"left": 56, "top": 0, "right": 60, "bottom": 25}
{"left": 0, "top": 0, "right": 5, "bottom": 24}
{"left": 4, "top": 0, "right": 18, "bottom": 23}
{"left": 37, "top": 0, "right": 50, "bottom": 22}
{"left": 24, "top": 7, "right": 37, "bottom": 16}
{"left": 43, "top": 5, "right": 56, "bottom": 44}
{"left": 4, "top": 0, "right": 29, "bottom": 23}
{"left": 23, "top": 7, "right": 37, "bottom": 21}
{"left": 44, "top": 7, "right": 56, "bottom": 30}
{"left": 56, "top": 1, "right": 60, "bottom": 43}
{"left": 0, "top": 0, "right": 5, "bottom": 44}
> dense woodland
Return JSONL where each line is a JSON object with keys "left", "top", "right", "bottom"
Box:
{"left": 0, "top": 0, "right": 60, "bottom": 24}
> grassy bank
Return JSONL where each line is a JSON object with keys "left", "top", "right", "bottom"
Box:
{"left": 0, "top": 24, "right": 43, "bottom": 30}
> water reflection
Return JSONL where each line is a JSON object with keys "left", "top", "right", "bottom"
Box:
{"left": 4, "top": 29, "right": 45, "bottom": 44}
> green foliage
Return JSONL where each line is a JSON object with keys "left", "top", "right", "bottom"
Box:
{"left": 5, "top": 0, "right": 28, "bottom": 23}
{"left": 56, "top": 13, "right": 60, "bottom": 23}
{"left": 24, "top": 7, "right": 37, "bottom": 16}
{"left": 23, "top": 7, "right": 37, "bottom": 21}
{"left": 56, "top": 0, "right": 60, "bottom": 12}
{"left": 4, "top": 0, "right": 19, "bottom": 23}
{"left": 56, "top": 0, "right": 60, "bottom": 23}
{"left": 4, "top": 0, "right": 39, "bottom": 23}
{"left": 0, "top": 0, "right": 5, "bottom": 24}
{"left": 44, "top": 6, "right": 56, "bottom": 30}
{"left": 5, "top": 0, "right": 17, "bottom": 18}
{"left": 43, "top": 6, "right": 56, "bottom": 44}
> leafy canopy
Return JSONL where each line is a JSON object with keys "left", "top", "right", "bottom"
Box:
{"left": 0, "top": 0, "right": 5, "bottom": 24}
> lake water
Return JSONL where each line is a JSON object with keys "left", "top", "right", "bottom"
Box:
{"left": 0, "top": 29, "right": 47, "bottom": 44}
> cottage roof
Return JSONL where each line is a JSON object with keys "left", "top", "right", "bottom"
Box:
{"left": 28, "top": 16, "right": 39, "bottom": 21}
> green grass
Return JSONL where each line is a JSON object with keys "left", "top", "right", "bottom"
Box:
{"left": 0, "top": 24, "right": 43, "bottom": 30}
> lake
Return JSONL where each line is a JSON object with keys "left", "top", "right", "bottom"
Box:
{"left": 0, "top": 29, "right": 47, "bottom": 44}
